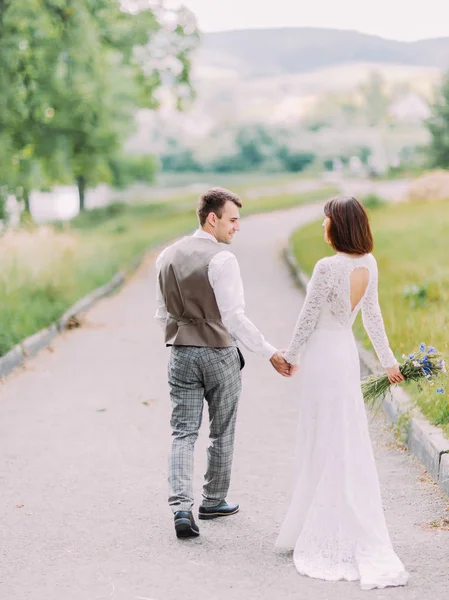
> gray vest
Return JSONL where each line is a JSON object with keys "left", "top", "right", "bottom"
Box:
{"left": 159, "top": 236, "right": 233, "bottom": 348}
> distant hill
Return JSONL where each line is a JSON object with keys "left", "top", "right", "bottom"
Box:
{"left": 127, "top": 28, "right": 443, "bottom": 159}
{"left": 197, "top": 28, "right": 449, "bottom": 77}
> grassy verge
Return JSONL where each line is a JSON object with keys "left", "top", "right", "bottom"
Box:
{"left": 0, "top": 185, "right": 336, "bottom": 358}
{"left": 290, "top": 198, "right": 449, "bottom": 435}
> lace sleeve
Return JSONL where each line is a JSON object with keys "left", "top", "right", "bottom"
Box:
{"left": 284, "top": 259, "right": 331, "bottom": 365}
{"left": 361, "top": 256, "right": 397, "bottom": 368}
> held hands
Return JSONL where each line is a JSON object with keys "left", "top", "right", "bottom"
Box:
{"left": 270, "top": 351, "right": 299, "bottom": 377}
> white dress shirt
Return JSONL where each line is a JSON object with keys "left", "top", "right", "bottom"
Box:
{"left": 155, "top": 229, "right": 277, "bottom": 359}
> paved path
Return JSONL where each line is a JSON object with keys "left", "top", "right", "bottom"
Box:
{"left": 1, "top": 204, "right": 448, "bottom": 600}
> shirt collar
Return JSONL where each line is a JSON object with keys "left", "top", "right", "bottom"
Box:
{"left": 193, "top": 229, "right": 219, "bottom": 244}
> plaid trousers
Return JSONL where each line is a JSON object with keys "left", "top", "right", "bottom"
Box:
{"left": 168, "top": 346, "right": 242, "bottom": 512}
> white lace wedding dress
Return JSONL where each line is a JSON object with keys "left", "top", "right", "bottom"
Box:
{"left": 276, "top": 253, "right": 409, "bottom": 590}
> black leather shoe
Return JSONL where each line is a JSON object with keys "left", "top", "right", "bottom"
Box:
{"left": 198, "top": 500, "right": 239, "bottom": 520}
{"left": 174, "top": 511, "right": 200, "bottom": 538}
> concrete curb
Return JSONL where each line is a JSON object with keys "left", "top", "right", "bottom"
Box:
{"left": 438, "top": 454, "right": 449, "bottom": 496}
{"left": 0, "top": 225, "right": 189, "bottom": 382}
{"left": 58, "top": 272, "right": 125, "bottom": 331}
{"left": 22, "top": 324, "right": 59, "bottom": 359}
{"left": 0, "top": 345, "right": 24, "bottom": 378}
{"left": 284, "top": 244, "right": 449, "bottom": 497}
{"left": 0, "top": 264, "right": 133, "bottom": 380}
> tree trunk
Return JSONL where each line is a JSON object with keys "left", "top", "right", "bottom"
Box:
{"left": 19, "top": 188, "right": 34, "bottom": 225}
{"left": 23, "top": 188, "right": 31, "bottom": 215}
{"left": 77, "top": 175, "right": 86, "bottom": 212}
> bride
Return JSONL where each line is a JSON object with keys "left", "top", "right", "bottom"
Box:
{"left": 277, "top": 195, "right": 409, "bottom": 590}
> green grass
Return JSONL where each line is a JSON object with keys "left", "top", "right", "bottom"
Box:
{"left": 290, "top": 199, "right": 449, "bottom": 435}
{"left": 0, "top": 206, "right": 197, "bottom": 357}
{"left": 0, "top": 184, "right": 337, "bottom": 358}
{"left": 241, "top": 187, "right": 333, "bottom": 214}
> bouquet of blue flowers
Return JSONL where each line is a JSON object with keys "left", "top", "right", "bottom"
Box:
{"left": 362, "top": 343, "right": 447, "bottom": 410}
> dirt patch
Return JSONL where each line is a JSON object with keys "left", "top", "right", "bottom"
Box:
{"left": 406, "top": 169, "right": 449, "bottom": 203}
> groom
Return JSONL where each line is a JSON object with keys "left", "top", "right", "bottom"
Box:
{"left": 155, "top": 187, "right": 292, "bottom": 539}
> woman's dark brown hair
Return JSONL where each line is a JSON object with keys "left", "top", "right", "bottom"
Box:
{"left": 324, "top": 195, "right": 373, "bottom": 255}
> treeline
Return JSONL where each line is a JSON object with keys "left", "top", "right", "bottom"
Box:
{"left": 159, "top": 124, "right": 380, "bottom": 174}
{"left": 161, "top": 125, "right": 316, "bottom": 174}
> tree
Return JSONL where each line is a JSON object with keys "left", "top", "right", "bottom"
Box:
{"left": 426, "top": 73, "right": 449, "bottom": 169}
{"left": 0, "top": 0, "right": 199, "bottom": 215}
{"left": 234, "top": 125, "right": 276, "bottom": 170}
{"left": 235, "top": 129, "right": 264, "bottom": 169}
{"left": 357, "top": 145, "right": 372, "bottom": 166}
{"left": 360, "top": 71, "right": 390, "bottom": 127}
{"left": 276, "top": 147, "right": 315, "bottom": 172}
{"left": 49, "top": 1, "right": 199, "bottom": 211}
{"left": 160, "top": 148, "right": 203, "bottom": 172}
{"left": 110, "top": 154, "right": 159, "bottom": 188}
{"left": 0, "top": 1, "right": 71, "bottom": 215}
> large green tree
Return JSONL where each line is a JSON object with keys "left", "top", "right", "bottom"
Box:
{"left": 0, "top": 0, "right": 199, "bottom": 215}
{"left": 0, "top": 0, "right": 66, "bottom": 214}
{"left": 426, "top": 73, "right": 449, "bottom": 169}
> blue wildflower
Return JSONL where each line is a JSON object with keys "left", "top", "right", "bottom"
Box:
{"left": 419, "top": 343, "right": 426, "bottom": 352}
{"left": 408, "top": 354, "right": 415, "bottom": 359}
{"left": 428, "top": 346, "right": 437, "bottom": 354}
{"left": 436, "top": 389, "right": 445, "bottom": 394}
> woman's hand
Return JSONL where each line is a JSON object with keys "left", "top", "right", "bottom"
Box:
{"left": 280, "top": 350, "right": 299, "bottom": 376}
{"left": 385, "top": 365, "right": 405, "bottom": 385}
{"left": 270, "top": 351, "right": 292, "bottom": 377}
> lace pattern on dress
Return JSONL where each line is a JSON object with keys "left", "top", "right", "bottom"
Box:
{"left": 284, "top": 254, "right": 397, "bottom": 368}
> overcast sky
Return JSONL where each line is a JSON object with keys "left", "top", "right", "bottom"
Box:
{"left": 175, "top": 0, "right": 449, "bottom": 42}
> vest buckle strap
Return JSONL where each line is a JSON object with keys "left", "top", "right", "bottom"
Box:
{"left": 169, "top": 314, "right": 222, "bottom": 326}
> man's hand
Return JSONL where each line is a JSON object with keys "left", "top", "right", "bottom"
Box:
{"left": 279, "top": 350, "right": 299, "bottom": 376}
{"left": 270, "top": 351, "right": 294, "bottom": 377}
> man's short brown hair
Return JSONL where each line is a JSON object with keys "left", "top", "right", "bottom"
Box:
{"left": 197, "top": 187, "right": 242, "bottom": 226}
